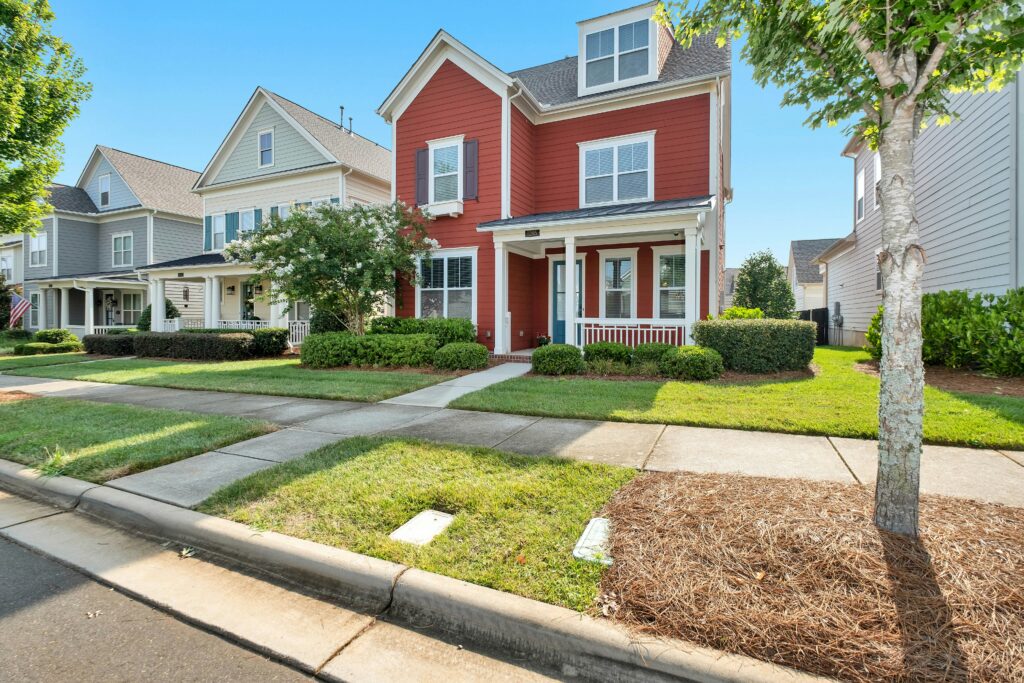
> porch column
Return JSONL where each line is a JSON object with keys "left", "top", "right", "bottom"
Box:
{"left": 269, "top": 285, "right": 286, "bottom": 328}
{"left": 37, "top": 290, "right": 47, "bottom": 330}
{"left": 84, "top": 287, "right": 95, "bottom": 335}
{"left": 684, "top": 227, "right": 699, "bottom": 343}
{"left": 210, "top": 276, "right": 222, "bottom": 327}
{"left": 493, "top": 242, "right": 508, "bottom": 354}
{"left": 152, "top": 278, "right": 165, "bottom": 332}
{"left": 564, "top": 236, "right": 577, "bottom": 347}
{"left": 203, "top": 277, "right": 214, "bottom": 327}
{"left": 59, "top": 288, "right": 70, "bottom": 329}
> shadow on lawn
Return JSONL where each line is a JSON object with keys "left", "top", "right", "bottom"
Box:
{"left": 880, "top": 531, "right": 968, "bottom": 681}
{"left": 954, "top": 391, "right": 1024, "bottom": 430}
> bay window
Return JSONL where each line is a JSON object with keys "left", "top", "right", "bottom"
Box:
{"left": 580, "top": 132, "right": 654, "bottom": 206}
{"left": 417, "top": 250, "right": 475, "bottom": 322}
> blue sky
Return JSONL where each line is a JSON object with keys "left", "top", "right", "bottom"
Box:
{"left": 50, "top": 0, "right": 853, "bottom": 267}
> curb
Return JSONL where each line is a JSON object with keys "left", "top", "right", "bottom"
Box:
{"left": 0, "top": 460, "right": 826, "bottom": 682}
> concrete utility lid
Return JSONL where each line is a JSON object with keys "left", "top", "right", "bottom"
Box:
{"left": 573, "top": 518, "right": 612, "bottom": 565}
{"left": 389, "top": 510, "right": 454, "bottom": 546}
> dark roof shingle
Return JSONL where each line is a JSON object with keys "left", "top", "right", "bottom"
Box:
{"left": 791, "top": 238, "right": 842, "bottom": 284}
{"left": 141, "top": 253, "right": 230, "bottom": 270}
{"left": 46, "top": 184, "right": 97, "bottom": 213}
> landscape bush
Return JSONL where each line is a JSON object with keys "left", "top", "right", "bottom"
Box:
{"left": 137, "top": 298, "right": 180, "bottom": 332}
{"left": 309, "top": 307, "right": 348, "bottom": 335}
{"left": 658, "top": 346, "right": 725, "bottom": 380}
{"left": 532, "top": 344, "right": 585, "bottom": 376}
{"left": 13, "top": 341, "right": 83, "bottom": 355}
{"left": 433, "top": 342, "right": 488, "bottom": 370}
{"left": 693, "top": 319, "right": 816, "bottom": 373}
{"left": 34, "top": 328, "right": 77, "bottom": 344}
{"left": 180, "top": 327, "right": 289, "bottom": 357}
{"left": 369, "top": 316, "right": 476, "bottom": 347}
{"left": 82, "top": 334, "right": 136, "bottom": 356}
{"left": 301, "top": 332, "right": 437, "bottom": 368}
{"left": 632, "top": 342, "right": 675, "bottom": 365}
{"left": 133, "top": 332, "right": 253, "bottom": 361}
{"left": 583, "top": 341, "right": 632, "bottom": 364}
{"left": 4, "top": 329, "right": 32, "bottom": 341}
{"left": 586, "top": 358, "right": 631, "bottom": 376}
{"left": 717, "top": 306, "right": 764, "bottom": 320}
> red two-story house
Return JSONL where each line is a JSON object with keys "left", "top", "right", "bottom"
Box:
{"left": 378, "top": 2, "right": 731, "bottom": 353}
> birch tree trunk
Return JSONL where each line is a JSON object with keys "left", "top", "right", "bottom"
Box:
{"left": 874, "top": 101, "right": 926, "bottom": 538}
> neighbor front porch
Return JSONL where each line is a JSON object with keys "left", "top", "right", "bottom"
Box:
{"left": 24, "top": 273, "right": 150, "bottom": 337}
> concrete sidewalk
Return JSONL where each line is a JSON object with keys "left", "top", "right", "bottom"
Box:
{"left": 2, "top": 373, "right": 1023, "bottom": 508}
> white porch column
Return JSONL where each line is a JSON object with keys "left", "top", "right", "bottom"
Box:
{"left": 684, "top": 227, "right": 700, "bottom": 343}
{"left": 203, "top": 277, "right": 214, "bottom": 327}
{"left": 59, "top": 288, "right": 70, "bottom": 329}
{"left": 564, "top": 236, "right": 577, "bottom": 347}
{"left": 493, "top": 242, "right": 508, "bottom": 354}
{"left": 37, "top": 290, "right": 47, "bottom": 330}
{"left": 153, "top": 278, "right": 165, "bottom": 332}
{"left": 269, "top": 286, "right": 286, "bottom": 328}
{"left": 210, "top": 276, "right": 222, "bottom": 327}
{"left": 84, "top": 287, "right": 95, "bottom": 335}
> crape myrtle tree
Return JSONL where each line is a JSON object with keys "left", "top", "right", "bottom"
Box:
{"left": 732, "top": 249, "right": 795, "bottom": 318}
{"left": 226, "top": 202, "right": 436, "bottom": 336}
{"left": 658, "top": 0, "right": 1024, "bottom": 537}
{"left": 1, "top": 0, "right": 91, "bottom": 235}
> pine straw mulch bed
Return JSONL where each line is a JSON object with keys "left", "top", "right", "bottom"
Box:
{"left": 599, "top": 472, "right": 1024, "bottom": 682}
{"left": 855, "top": 359, "right": 1024, "bottom": 398}
{"left": 0, "top": 391, "right": 38, "bottom": 404}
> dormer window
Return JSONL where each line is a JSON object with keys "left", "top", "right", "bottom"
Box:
{"left": 578, "top": 8, "right": 657, "bottom": 97}
{"left": 99, "top": 174, "right": 110, "bottom": 207}
{"left": 258, "top": 129, "right": 274, "bottom": 168}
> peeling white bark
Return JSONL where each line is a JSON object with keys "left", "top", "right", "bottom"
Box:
{"left": 873, "top": 103, "right": 926, "bottom": 538}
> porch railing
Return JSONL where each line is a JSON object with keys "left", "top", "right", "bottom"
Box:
{"left": 160, "top": 318, "right": 181, "bottom": 332}
{"left": 93, "top": 325, "right": 135, "bottom": 335}
{"left": 288, "top": 320, "right": 310, "bottom": 346}
{"left": 216, "top": 320, "right": 272, "bottom": 331}
{"left": 179, "top": 318, "right": 206, "bottom": 330}
{"left": 576, "top": 318, "right": 687, "bottom": 346}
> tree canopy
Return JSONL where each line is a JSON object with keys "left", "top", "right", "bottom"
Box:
{"left": 733, "top": 250, "right": 795, "bottom": 318}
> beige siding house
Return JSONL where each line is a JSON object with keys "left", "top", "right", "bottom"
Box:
{"left": 788, "top": 238, "right": 840, "bottom": 311}
{"left": 817, "top": 75, "right": 1024, "bottom": 346}
{"left": 139, "top": 87, "right": 391, "bottom": 344}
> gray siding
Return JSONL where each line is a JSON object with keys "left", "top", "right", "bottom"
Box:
{"left": 152, "top": 216, "right": 203, "bottom": 263}
{"left": 212, "top": 103, "right": 330, "bottom": 185}
{"left": 57, "top": 218, "right": 100, "bottom": 276}
{"left": 84, "top": 155, "right": 139, "bottom": 211}
{"left": 23, "top": 218, "right": 54, "bottom": 280}
{"left": 96, "top": 216, "right": 146, "bottom": 271}
{"left": 826, "top": 84, "right": 1017, "bottom": 339}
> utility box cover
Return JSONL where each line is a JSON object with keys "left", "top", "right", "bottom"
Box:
{"left": 573, "top": 517, "right": 612, "bottom": 565}
{"left": 389, "top": 509, "right": 454, "bottom": 546}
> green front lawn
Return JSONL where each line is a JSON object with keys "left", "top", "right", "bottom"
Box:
{"left": 0, "top": 396, "right": 273, "bottom": 482}
{"left": 450, "top": 347, "right": 1024, "bottom": 450}
{"left": 0, "top": 352, "right": 88, "bottom": 371}
{"left": 9, "top": 357, "right": 452, "bottom": 402}
{"left": 201, "top": 437, "right": 636, "bottom": 611}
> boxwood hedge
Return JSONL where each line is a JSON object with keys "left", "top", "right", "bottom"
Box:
{"left": 692, "top": 319, "right": 816, "bottom": 373}
{"left": 369, "top": 316, "right": 475, "bottom": 347}
{"left": 583, "top": 341, "right": 631, "bottom": 364}
{"left": 532, "top": 343, "right": 585, "bottom": 375}
{"left": 301, "top": 332, "right": 437, "bottom": 368}
{"left": 133, "top": 332, "right": 253, "bottom": 361}
{"left": 13, "top": 341, "right": 83, "bottom": 355}
{"left": 433, "top": 342, "right": 489, "bottom": 370}
{"left": 83, "top": 334, "right": 136, "bottom": 356}
{"left": 658, "top": 346, "right": 724, "bottom": 380}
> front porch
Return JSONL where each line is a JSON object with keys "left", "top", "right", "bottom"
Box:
{"left": 25, "top": 273, "right": 150, "bottom": 337}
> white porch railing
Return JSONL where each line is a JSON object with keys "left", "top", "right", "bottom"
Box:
{"left": 216, "top": 320, "right": 272, "bottom": 330}
{"left": 160, "top": 318, "right": 181, "bottom": 332}
{"left": 576, "top": 318, "right": 687, "bottom": 346}
{"left": 93, "top": 325, "right": 135, "bottom": 335}
{"left": 179, "top": 318, "right": 206, "bottom": 330}
{"left": 288, "top": 321, "right": 310, "bottom": 346}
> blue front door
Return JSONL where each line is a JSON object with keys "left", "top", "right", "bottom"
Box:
{"left": 552, "top": 259, "right": 583, "bottom": 344}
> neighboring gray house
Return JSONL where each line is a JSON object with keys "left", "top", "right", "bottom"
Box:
{"left": 817, "top": 74, "right": 1024, "bottom": 347}
{"left": 23, "top": 146, "right": 204, "bottom": 336}
{"left": 788, "top": 238, "right": 840, "bottom": 311}
{"left": 721, "top": 267, "right": 740, "bottom": 310}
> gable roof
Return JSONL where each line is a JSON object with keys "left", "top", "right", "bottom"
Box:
{"left": 92, "top": 146, "right": 202, "bottom": 218}
{"left": 46, "top": 183, "right": 98, "bottom": 214}
{"left": 790, "top": 238, "right": 842, "bottom": 284}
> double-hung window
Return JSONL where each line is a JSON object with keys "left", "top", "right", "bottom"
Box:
{"left": 600, "top": 249, "right": 637, "bottom": 319}
{"left": 582, "top": 16, "right": 652, "bottom": 93}
{"left": 653, "top": 247, "right": 685, "bottom": 318}
{"left": 277, "top": 203, "right": 291, "bottom": 220}
{"left": 29, "top": 292, "right": 39, "bottom": 327}
{"left": 240, "top": 208, "right": 255, "bottom": 234}
{"left": 258, "top": 130, "right": 274, "bottom": 167}
{"left": 99, "top": 174, "right": 111, "bottom": 207}
{"left": 29, "top": 233, "right": 47, "bottom": 267}
{"left": 418, "top": 251, "right": 474, "bottom": 321}
{"left": 210, "top": 214, "right": 226, "bottom": 250}
{"left": 122, "top": 292, "right": 143, "bottom": 325}
{"left": 855, "top": 168, "right": 866, "bottom": 222}
{"left": 581, "top": 132, "right": 654, "bottom": 206}
{"left": 0, "top": 254, "right": 11, "bottom": 282}
{"left": 872, "top": 153, "right": 882, "bottom": 210}
{"left": 112, "top": 233, "right": 133, "bottom": 266}
{"left": 429, "top": 137, "right": 462, "bottom": 205}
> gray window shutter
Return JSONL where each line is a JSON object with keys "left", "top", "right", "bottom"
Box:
{"left": 204, "top": 216, "right": 212, "bottom": 251}
{"left": 225, "top": 212, "right": 239, "bottom": 243}
{"left": 270, "top": 206, "right": 279, "bottom": 218}
{"left": 463, "top": 139, "right": 478, "bottom": 200}
{"left": 330, "top": 196, "right": 340, "bottom": 205}
{"left": 415, "top": 148, "right": 428, "bottom": 205}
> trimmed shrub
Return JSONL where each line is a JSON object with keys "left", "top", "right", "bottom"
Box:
{"left": 309, "top": 307, "right": 348, "bottom": 335}
{"left": 659, "top": 346, "right": 724, "bottom": 380}
{"left": 532, "top": 344, "right": 584, "bottom": 375}
{"left": 82, "top": 334, "right": 136, "bottom": 356}
{"left": 369, "top": 316, "right": 476, "bottom": 347}
{"left": 433, "top": 342, "right": 488, "bottom": 370}
{"left": 632, "top": 342, "right": 675, "bottom": 365}
{"left": 583, "top": 341, "right": 631, "bottom": 364}
{"left": 180, "top": 328, "right": 289, "bottom": 357}
{"left": 865, "top": 307, "right": 883, "bottom": 360}
{"left": 718, "top": 306, "right": 764, "bottom": 320}
{"left": 301, "top": 332, "right": 437, "bottom": 368}
{"left": 692, "top": 319, "right": 816, "bottom": 373}
{"left": 133, "top": 332, "right": 253, "bottom": 361}
{"left": 137, "top": 298, "right": 180, "bottom": 332}
{"left": 34, "top": 328, "right": 77, "bottom": 344}
{"left": 13, "top": 341, "right": 83, "bottom": 355}
{"left": 105, "top": 327, "right": 137, "bottom": 335}
{"left": 4, "top": 329, "right": 32, "bottom": 341}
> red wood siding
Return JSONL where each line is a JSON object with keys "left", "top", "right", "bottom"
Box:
{"left": 507, "top": 252, "right": 534, "bottom": 351}
{"left": 394, "top": 59, "right": 503, "bottom": 347}
{"left": 510, "top": 106, "right": 535, "bottom": 217}
{"left": 532, "top": 95, "right": 710, "bottom": 214}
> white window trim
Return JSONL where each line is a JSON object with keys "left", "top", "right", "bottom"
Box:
{"left": 257, "top": 129, "right": 275, "bottom": 169}
{"left": 111, "top": 231, "right": 133, "bottom": 267}
{"left": 855, "top": 168, "right": 866, "bottom": 222}
{"left": 310, "top": 196, "right": 331, "bottom": 207}
{"left": 547, "top": 253, "right": 587, "bottom": 336}
{"left": 426, "top": 134, "right": 464, "bottom": 213}
{"left": 29, "top": 233, "right": 47, "bottom": 267}
{"left": 598, "top": 247, "right": 639, "bottom": 319}
{"left": 29, "top": 292, "right": 40, "bottom": 328}
{"left": 651, "top": 244, "right": 686, "bottom": 319}
{"left": 239, "top": 207, "right": 256, "bottom": 234}
{"left": 0, "top": 253, "right": 10, "bottom": 281}
{"left": 578, "top": 131, "right": 656, "bottom": 208}
{"left": 414, "top": 246, "right": 478, "bottom": 324}
{"left": 872, "top": 152, "right": 881, "bottom": 210}
{"left": 578, "top": 9, "right": 657, "bottom": 97}
{"left": 208, "top": 212, "right": 226, "bottom": 252}
{"left": 276, "top": 203, "right": 292, "bottom": 220}
{"left": 98, "top": 173, "right": 111, "bottom": 207}
{"left": 121, "top": 291, "right": 143, "bottom": 324}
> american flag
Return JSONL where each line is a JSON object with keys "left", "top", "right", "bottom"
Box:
{"left": 9, "top": 293, "right": 30, "bottom": 329}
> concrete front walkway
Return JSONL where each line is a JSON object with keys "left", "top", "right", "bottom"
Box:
{"left": 382, "top": 362, "right": 531, "bottom": 407}
{"left": 2, "top": 373, "right": 1023, "bottom": 508}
